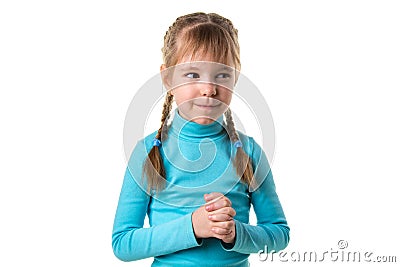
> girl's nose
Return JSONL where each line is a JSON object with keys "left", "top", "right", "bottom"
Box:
{"left": 200, "top": 83, "right": 217, "bottom": 96}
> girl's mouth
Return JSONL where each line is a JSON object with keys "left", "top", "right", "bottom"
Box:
{"left": 194, "top": 103, "right": 221, "bottom": 109}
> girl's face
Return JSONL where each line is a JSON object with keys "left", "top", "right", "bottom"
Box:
{"left": 162, "top": 54, "right": 236, "bottom": 125}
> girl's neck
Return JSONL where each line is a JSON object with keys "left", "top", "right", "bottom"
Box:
{"left": 170, "top": 109, "right": 226, "bottom": 141}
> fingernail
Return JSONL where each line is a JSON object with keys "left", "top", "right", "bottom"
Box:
{"left": 208, "top": 215, "right": 213, "bottom": 219}
{"left": 205, "top": 205, "right": 210, "bottom": 211}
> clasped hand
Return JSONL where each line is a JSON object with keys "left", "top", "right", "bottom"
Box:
{"left": 192, "top": 192, "right": 236, "bottom": 244}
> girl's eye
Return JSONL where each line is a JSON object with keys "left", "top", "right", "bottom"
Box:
{"left": 216, "top": 73, "right": 231, "bottom": 79}
{"left": 185, "top": 73, "right": 200, "bottom": 79}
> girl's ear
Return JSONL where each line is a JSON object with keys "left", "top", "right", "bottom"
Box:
{"left": 160, "top": 64, "right": 173, "bottom": 94}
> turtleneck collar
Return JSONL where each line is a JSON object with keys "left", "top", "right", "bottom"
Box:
{"left": 169, "top": 108, "right": 226, "bottom": 141}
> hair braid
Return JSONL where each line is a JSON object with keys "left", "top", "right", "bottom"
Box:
{"left": 224, "top": 108, "right": 254, "bottom": 186}
{"left": 156, "top": 92, "right": 174, "bottom": 140}
{"left": 142, "top": 92, "right": 174, "bottom": 193}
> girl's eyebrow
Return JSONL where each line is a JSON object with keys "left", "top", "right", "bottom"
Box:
{"left": 178, "top": 65, "right": 234, "bottom": 72}
{"left": 178, "top": 66, "right": 200, "bottom": 72}
{"left": 218, "top": 66, "right": 234, "bottom": 72}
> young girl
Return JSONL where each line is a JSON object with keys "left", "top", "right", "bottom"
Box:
{"left": 112, "top": 12, "right": 289, "bottom": 266}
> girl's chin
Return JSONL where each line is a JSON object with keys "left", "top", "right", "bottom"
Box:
{"left": 179, "top": 109, "right": 224, "bottom": 124}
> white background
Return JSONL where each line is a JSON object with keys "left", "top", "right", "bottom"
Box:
{"left": 1, "top": 1, "right": 399, "bottom": 266}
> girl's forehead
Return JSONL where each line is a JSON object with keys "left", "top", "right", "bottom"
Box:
{"left": 176, "top": 53, "right": 235, "bottom": 69}
{"left": 178, "top": 53, "right": 224, "bottom": 63}
{"left": 173, "top": 61, "right": 236, "bottom": 73}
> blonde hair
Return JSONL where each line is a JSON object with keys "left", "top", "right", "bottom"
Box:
{"left": 143, "top": 12, "right": 253, "bottom": 193}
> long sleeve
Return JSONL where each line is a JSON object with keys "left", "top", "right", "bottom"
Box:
{"left": 112, "top": 163, "right": 201, "bottom": 262}
{"left": 222, "top": 137, "right": 290, "bottom": 254}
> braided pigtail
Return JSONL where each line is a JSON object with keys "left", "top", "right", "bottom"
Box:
{"left": 224, "top": 108, "right": 254, "bottom": 187}
{"left": 142, "top": 92, "right": 174, "bottom": 193}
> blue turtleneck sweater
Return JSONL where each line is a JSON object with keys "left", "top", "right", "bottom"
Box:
{"left": 112, "top": 109, "right": 289, "bottom": 266}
